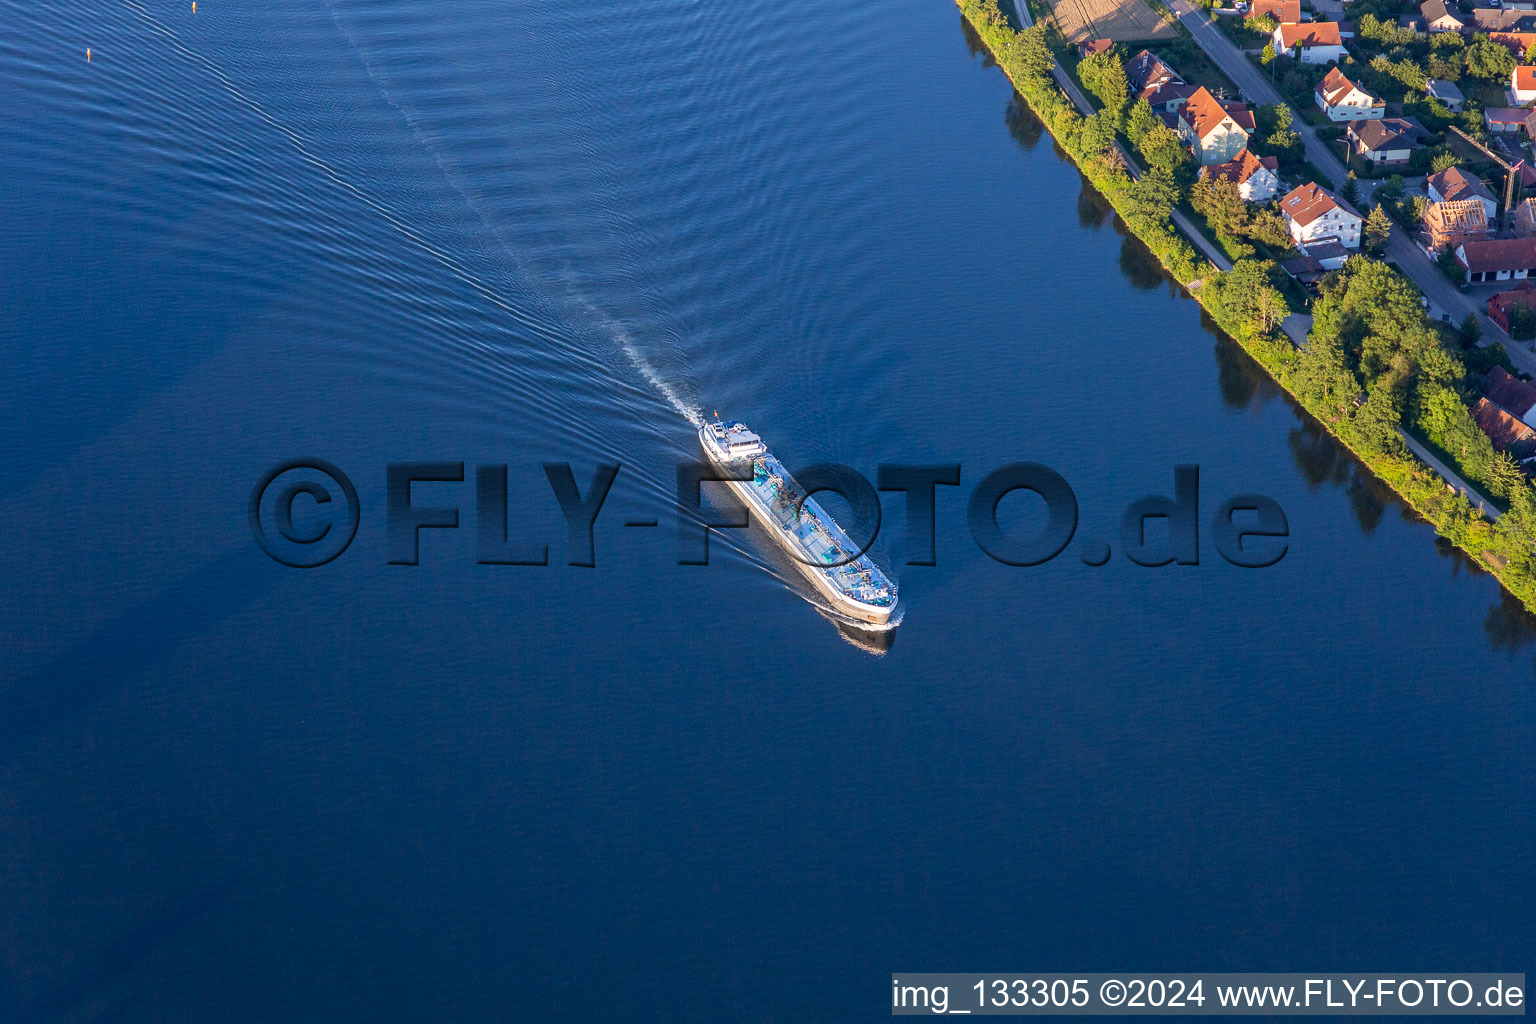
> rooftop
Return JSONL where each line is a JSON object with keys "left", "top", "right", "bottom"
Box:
{"left": 1458, "top": 237, "right": 1536, "bottom": 273}
{"left": 1280, "top": 182, "right": 1359, "bottom": 227}
{"left": 1471, "top": 398, "right": 1536, "bottom": 453}
{"left": 1275, "top": 21, "right": 1342, "bottom": 47}
{"left": 1487, "top": 363, "right": 1536, "bottom": 417}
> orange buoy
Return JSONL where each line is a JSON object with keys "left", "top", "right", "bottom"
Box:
{"left": 86, "top": 47, "right": 91, "bottom": 61}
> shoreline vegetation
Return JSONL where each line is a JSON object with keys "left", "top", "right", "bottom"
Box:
{"left": 957, "top": 0, "right": 1536, "bottom": 611}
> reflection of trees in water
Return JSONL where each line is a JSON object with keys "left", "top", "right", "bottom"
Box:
{"left": 1077, "top": 181, "right": 1109, "bottom": 230}
{"left": 959, "top": 14, "right": 997, "bottom": 67}
{"left": 1483, "top": 592, "right": 1536, "bottom": 651}
{"left": 1288, "top": 419, "right": 1350, "bottom": 489}
{"left": 1286, "top": 419, "right": 1399, "bottom": 536}
{"left": 1005, "top": 96, "right": 1042, "bottom": 151}
{"left": 1118, "top": 235, "right": 1166, "bottom": 291}
{"left": 1344, "top": 474, "right": 1386, "bottom": 536}
{"left": 1214, "top": 335, "right": 1260, "bottom": 410}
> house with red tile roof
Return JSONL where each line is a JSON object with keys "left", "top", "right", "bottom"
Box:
{"left": 1471, "top": 398, "right": 1536, "bottom": 457}
{"left": 1513, "top": 66, "right": 1536, "bottom": 105}
{"left": 1272, "top": 22, "right": 1348, "bottom": 64}
{"left": 1199, "top": 148, "right": 1281, "bottom": 201}
{"left": 1176, "top": 86, "right": 1254, "bottom": 165}
{"left": 1248, "top": 0, "right": 1300, "bottom": 22}
{"left": 1490, "top": 31, "right": 1536, "bottom": 56}
{"left": 1279, "top": 182, "right": 1362, "bottom": 249}
{"left": 1454, "top": 237, "right": 1536, "bottom": 283}
{"left": 1314, "top": 68, "right": 1385, "bottom": 121}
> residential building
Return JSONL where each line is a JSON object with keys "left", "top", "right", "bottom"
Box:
{"left": 1315, "top": 67, "right": 1385, "bottom": 120}
{"left": 1485, "top": 364, "right": 1536, "bottom": 420}
{"left": 1453, "top": 237, "right": 1536, "bottom": 282}
{"left": 1248, "top": 0, "right": 1301, "bottom": 21}
{"left": 1125, "top": 49, "right": 1196, "bottom": 111}
{"left": 1421, "top": 0, "right": 1467, "bottom": 32}
{"left": 1422, "top": 199, "right": 1493, "bottom": 253}
{"left": 1428, "top": 166, "right": 1499, "bottom": 220}
{"left": 1078, "top": 38, "right": 1114, "bottom": 57}
{"left": 1273, "top": 22, "right": 1349, "bottom": 63}
{"left": 1337, "top": 20, "right": 1357, "bottom": 38}
{"left": 1471, "top": 398, "right": 1536, "bottom": 456}
{"left": 1526, "top": 107, "right": 1536, "bottom": 138}
{"left": 1473, "top": 8, "right": 1536, "bottom": 31}
{"left": 1490, "top": 30, "right": 1536, "bottom": 54}
{"left": 1279, "top": 182, "right": 1363, "bottom": 248}
{"left": 1199, "top": 148, "right": 1281, "bottom": 201}
{"left": 1486, "top": 106, "right": 1529, "bottom": 132}
{"left": 1177, "top": 87, "right": 1255, "bottom": 165}
{"left": 1514, "top": 66, "right": 1536, "bottom": 104}
{"left": 1426, "top": 78, "right": 1465, "bottom": 112}
{"left": 1347, "top": 117, "right": 1421, "bottom": 164}
{"left": 1514, "top": 197, "right": 1536, "bottom": 236}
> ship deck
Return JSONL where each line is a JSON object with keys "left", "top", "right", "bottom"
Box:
{"left": 741, "top": 453, "right": 895, "bottom": 608}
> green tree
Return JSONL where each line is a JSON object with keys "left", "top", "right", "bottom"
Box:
{"left": 1191, "top": 176, "right": 1249, "bottom": 237}
{"left": 1216, "top": 259, "right": 1289, "bottom": 336}
{"left": 1137, "top": 121, "right": 1189, "bottom": 173}
{"left": 1342, "top": 171, "right": 1361, "bottom": 208}
{"left": 1364, "top": 204, "right": 1393, "bottom": 255}
{"left": 1080, "top": 108, "right": 1119, "bottom": 155}
{"left": 1247, "top": 208, "right": 1292, "bottom": 248}
{"left": 1430, "top": 150, "right": 1461, "bottom": 173}
{"left": 1509, "top": 305, "right": 1536, "bottom": 341}
{"left": 1265, "top": 103, "right": 1300, "bottom": 154}
{"left": 1125, "top": 97, "right": 1156, "bottom": 145}
{"left": 1078, "top": 50, "right": 1129, "bottom": 111}
{"left": 1439, "top": 248, "right": 1465, "bottom": 282}
{"left": 1461, "top": 312, "right": 1484, "bottom": 346}
{"left": 1260, "top": 42, "right": 1277, "bottom": 66}
{"left": 1465, "top": 36, "right": 1516, "bottom": 82}
{"left": 1007, "top": 25, "right": 1055, "bottom": 83}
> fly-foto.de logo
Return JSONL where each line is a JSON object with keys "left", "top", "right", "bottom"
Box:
{"left": 249, "top": 460, "right": 1289, "bottom": 570}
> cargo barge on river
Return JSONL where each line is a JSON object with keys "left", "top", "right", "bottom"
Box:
{"left": 699, "top": 420, "right": 897, "bottom": 625}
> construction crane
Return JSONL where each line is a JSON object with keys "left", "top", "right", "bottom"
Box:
{"left": 1448, "top": 126, "right": 1523, "bottom": 232}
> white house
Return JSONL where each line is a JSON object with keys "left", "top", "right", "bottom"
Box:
{"left": 1279, "top": 182, "right": 1363, "bottom": 249}
{"left": 1428, "top": 165, "right": 1499, "bottom": 221}
{"left": 1314, "top": 67, "right": 1385, "bottom": 120}
{"left": 1177, "top": 86, "right": 1254, "bottom": 165}
{"left": 1454, "top": 237, "right": 1536, "bottom": 283}
{"left": 1513, "top": 65, "right": 1536, "bottom": 104}
{"left": 1273, "top": 22, "right": 1349, "bottom": 63}
{"left": 1199, "top": 148, "right": 1281, "bottom": 202}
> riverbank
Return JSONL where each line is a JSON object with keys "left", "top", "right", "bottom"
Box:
{"left": 957, "top": 0, "right": 1536, "bottom": 611}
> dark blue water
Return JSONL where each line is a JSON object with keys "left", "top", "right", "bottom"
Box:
{"left": 1, "top": 0, "right": 1531, "bottom": 1019}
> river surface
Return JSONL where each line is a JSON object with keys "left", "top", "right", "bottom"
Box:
{"left": 1, "top": 0, "right": 1531, "bottom": 1020}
